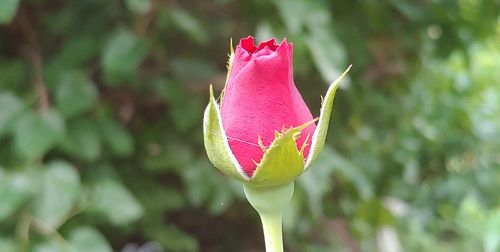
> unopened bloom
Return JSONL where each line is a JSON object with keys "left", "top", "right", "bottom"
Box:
{"left": 221, "top": 36, "right": 315, "bottom": 176}
{"left": 204, "top": 36, "right": 350, "bottom": 187}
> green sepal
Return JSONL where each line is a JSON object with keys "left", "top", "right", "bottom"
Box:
{"left": 305, "top": 65, "right": 351, "bottom": 168}
{"left": 203, "top": 85, "right": 248, "bottom": 181}
{"left": 249, "top": 120, "right": 316, "bottom": 187}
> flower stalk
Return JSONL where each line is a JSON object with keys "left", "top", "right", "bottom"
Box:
{"left": 243, "top": 182, "right": 294, "bottom": 252}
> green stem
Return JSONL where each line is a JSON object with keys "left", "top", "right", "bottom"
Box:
{"left": 260, "top": 212, "right": 284, "bottom": 252}
{"left": 243, "top": 182, "right": 294, "bottom": 252}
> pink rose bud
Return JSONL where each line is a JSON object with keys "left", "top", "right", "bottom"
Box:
{"left": 220, "top": 36, "right": 316, "bottom": 177}
{"left": 204, "top": 36, "right": 350, "bottom": 187}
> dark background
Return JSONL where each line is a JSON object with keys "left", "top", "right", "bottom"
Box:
{"left": 0, "top": 0, "right": 499, "bottom": 251}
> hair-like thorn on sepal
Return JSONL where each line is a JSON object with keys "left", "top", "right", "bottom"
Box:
{"left": 299, "top": 133, "right": 311, "bottom": 157}
{"left": 251, "top": 159, "right": 259, "bottom": 167}
{"left": 271, "top": 118, "right": 319, "bottom": 143}
{"left": 274, "top": 130, "right": 281, "bottom": 139}
{"left": 218, "top": 88, "right": 225, "bottom": 103}
{"left": 295, "top": 117, "right": 319, "bottom": 131}
{"left": 227, "top": 38, "right": 234, "bottom": 69}
{"left": 257, "top": 135, "right": 268, "bottom": 154}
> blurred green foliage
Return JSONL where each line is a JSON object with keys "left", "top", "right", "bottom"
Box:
{"left": 0, "top": 0, "right": 499, "bottom": 251}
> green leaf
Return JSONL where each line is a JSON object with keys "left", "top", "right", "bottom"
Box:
{"left": 271, "top": 0, "right": 309, "bottom": 34}
{"left": 306, "top": 30, "right": 347, "bottom": 84}
{"left": 203, "top": 85, "right": 247, "bottom": 182}
{"left": 0, "top": 92, "right": 23, "bottom": 137}
{"left": 297, "top": 145, "right": 336, "bottom": 218}
{"left": 356, "top": 199, "right": 395, "bottom": 227}
{"left": 13, "top": 110, "right": 65, "bottom": 160}
{"left": 179, "top": 159, "right": 236, "bottom": 213}
{"left": 0, "top": 170, "right": 33, "bottom": 221}
{"left": 0, "top": 0, "right": 20, "bottom": 24}
{"left": 31, "top": 161, "right": 81, "bottom": 228}
{"left": 55, "top": 71, "right": 98, "bottom": 118}
{"left": 101, "top": 29, "right": 149, "bottom": 84}
{"left": 126, "top": 0, "right": 151, "bottom": 15}
{"left": 305, "top": 66, "right": 351, "bottom": 168}
{"left": 144, "top": 224, "right": 198, "bottom": 252}
{"left": 485, "top": 208, "right": 500, "bottom": 252}
{"left": 0, "top": 237, "right": 15, "bottom": 252}
{"left": 328, "top": 149, "right": 374, "bottom": 200}
{"left": 60, "top": 119, "right": 101, "bottom": 162}
{"left": 68, "top": 227, "right": 113, "bottom": 252}
{"left": 32, "top": 227, "right": 112, "bottom": 252}
{"left": 180, "top": 162, "right": 214, "bottom": 207}
{"left": 171, "top": 59, "right": 217, "bottom": 83}
{"left": 169, "top": 9, "right": 208, "bottom": 44}
{"left": 32, "top": 242, "right": 65, "bottom": 252}
{"left": 89, "top": 167, "right": 143, "bottom": 225}
{"left": 159, "top": 80, "right": 203, "bottom": 131}
{"left": 99, "top": 117, "right": 133, "bottom": 156}
{"left": 50, "top": 36, "right": 101, "bottom": 67}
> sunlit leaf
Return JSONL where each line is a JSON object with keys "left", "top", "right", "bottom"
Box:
{"left": 102, "top": 29, "right": 149, "bottom": 84}
{"left": 0, "top": 237, "right": 14, "bottom": 252}
{"left": 0, "top": 0, "right": 19, "bottom": 24}
{"left": 13, "top": 110, "right": 65, "bottom": 160}
{"left": 89, "top": 167, "right": 143, "bottom": 226}
{"left": 68, "top": 227, "right": 113, "bottom": 252}
{"left": 31, "top": 161, "right": 81, "bottom": 228}
{"left": 0, "top": 171, "right": 33, "bottom": 221}
{"left": 169, "top": 8, "right": 208, "bottom": 44}
{"left": 126, "top": 0, "right": 151, "bottom": 15}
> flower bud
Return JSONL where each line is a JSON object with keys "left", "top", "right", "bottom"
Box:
{"left": 204, "top": 36, "right": 350, "bottom": 187}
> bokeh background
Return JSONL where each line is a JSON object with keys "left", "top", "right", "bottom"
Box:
{"left": 0, "top": 0, "right": 499, "bottom": 251}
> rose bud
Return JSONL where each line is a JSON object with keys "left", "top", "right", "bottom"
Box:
{"left": 204, "top": 36, "right": 350, "bottom": 187}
